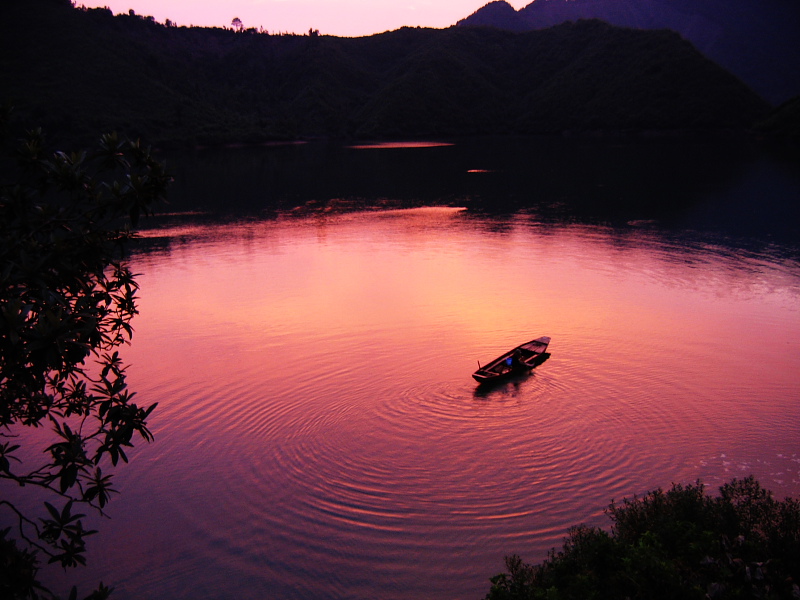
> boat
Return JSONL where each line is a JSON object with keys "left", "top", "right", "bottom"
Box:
{"left": 472, "top": 336, "right": 551, "bottom": 384}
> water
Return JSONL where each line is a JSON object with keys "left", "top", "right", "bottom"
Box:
{"left": 13, "top": 138, "right": 800, "bottom": 599}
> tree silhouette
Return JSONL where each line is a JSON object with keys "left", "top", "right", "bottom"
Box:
{"left": 231, "top": 17, "right": 243, "bottom": 32}
{"left": 0, "top": 110, "right": 170, "bottom": 599}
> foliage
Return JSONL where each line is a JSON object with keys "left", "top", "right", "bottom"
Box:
{"left": 485, "top": 477, "right": 800, "bottom": 600}
{"left": 0, "top": 106, "right": 170, "bottom": 599}
{"left": 0, "top": 0, "right": 770, "bottom": 147}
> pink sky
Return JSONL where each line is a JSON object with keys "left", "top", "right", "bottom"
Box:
{"left": 78, "top": 1, "right": 529, "bottom": 37}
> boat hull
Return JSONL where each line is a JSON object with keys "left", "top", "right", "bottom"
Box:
{"left": 472, "top": 336, "right": 551, "bottom": 384}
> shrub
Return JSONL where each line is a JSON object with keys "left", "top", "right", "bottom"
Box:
{"left": 485, "top": 477, "right": 800, "bottom": 600}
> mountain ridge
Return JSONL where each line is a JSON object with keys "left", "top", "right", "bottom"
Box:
{"left": 458, "top": 0, "right": 800, "bottom": 105}
{"left": 0, "top": 0, "right": 770, "bottom": 147}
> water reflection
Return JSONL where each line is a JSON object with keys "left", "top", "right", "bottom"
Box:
{"left": 153, "top": 137, "right": 800, "bottom": 263}
{"left": 37, "top": 139, "right": 800, "bottom": 600}
{"left": 472, "top": 354, "right": 552, "bottom": 399}
{"left": 53, "top": 203, "right": 799, "bottom": 600}
{"left": 347, "top": 141, "right": 455, "bottom": 149}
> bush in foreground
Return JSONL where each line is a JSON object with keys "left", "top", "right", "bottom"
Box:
{"left": 486, "top": 476, "right": 800, "bottom": 600}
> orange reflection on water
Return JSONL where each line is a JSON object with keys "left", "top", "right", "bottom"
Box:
{"left": 58, "top": 208, "right": 800, "bottom": 600}
{"left": 131, "top": 210, "right": 800, "bottom": 522}
{"left": 131, "top": 210, "right": 800, "bottom": 431}
{"left": 347, "top": 141, "right": 454, "bottom": 149}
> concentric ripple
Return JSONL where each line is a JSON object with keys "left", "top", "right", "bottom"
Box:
{"left": 39, "top": 210, "right": 800, "bottom": 600}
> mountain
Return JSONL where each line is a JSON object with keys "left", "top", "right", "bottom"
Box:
{"left": 457, "top": 1, "right": 530, "bottom": 32}
{"left": 756, "top": 97, "right": 800, "bottom": 138}
{"left": 0, "top": 0, "right": 769, "bottom": 147}
{"left": 458, "top": 0, "right": 800, "bottom": 105}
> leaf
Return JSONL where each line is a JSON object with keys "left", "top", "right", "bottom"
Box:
{"left": 61, "top": 500, "right": 80, "bottom": 523}
{"left": 84, "top": 582, "right": 114, "bottom": 600}
{"left": 44, "top": 501, "right": 61, "bottom": 521}
{"left": 0, "top": 442, "right": 22, "bottom": 473}
{"left": 60, "top": 465, "right": 79, "bottom": 493}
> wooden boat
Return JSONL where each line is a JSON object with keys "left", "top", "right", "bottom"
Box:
{"left": 472, "top": 336, "right": 551, "bottom": 384}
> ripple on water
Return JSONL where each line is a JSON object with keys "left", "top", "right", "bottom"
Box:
{"left": 97, "top": 205, "right": 800, "bottom": 600}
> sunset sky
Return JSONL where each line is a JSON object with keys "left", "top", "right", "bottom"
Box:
{"left": 79, "top": 0, "right": 528, "bottom": 37}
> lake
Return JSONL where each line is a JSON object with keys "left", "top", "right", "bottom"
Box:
{"left": 30, "top": 137, "right": 800, "bottom": 599}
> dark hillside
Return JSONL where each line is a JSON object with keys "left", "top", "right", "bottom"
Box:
{"left": 755, "top": 97, "right": 800, "bottom": 139}
{"left": 511, "top": 22, "right": 755, "bottom": 133}
{"left": 0, "top": 0, "right": 769, "bottom": 146}
{"left": 0, "top": 1, "right": 257, "bottom": 144}
{"left": 459, "top": 0, "right": 800, "bottom": 105}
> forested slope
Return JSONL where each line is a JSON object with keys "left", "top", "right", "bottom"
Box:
{"left": 459, "top": 0, "right": 800, "bottom": 105}
{"left": 0, "top": 0, "right": 769, "bottom": 147}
